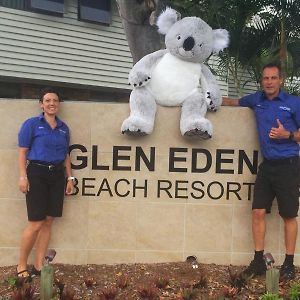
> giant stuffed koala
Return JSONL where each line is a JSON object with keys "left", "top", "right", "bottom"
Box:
{"left": 121, "top": 7, "right": 229, "bottom": 139}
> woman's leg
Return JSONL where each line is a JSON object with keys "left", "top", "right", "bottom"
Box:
{"left": 17, "top": 220, "right": 44, "bottom": 272}
{"left": 34, "top": 216, "right": 55, "bottom": 270}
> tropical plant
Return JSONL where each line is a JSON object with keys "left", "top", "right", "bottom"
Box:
{"left": 259, "top": 292, "right": 283, "bottom": 300}
{"left": 169, "top": 0, "right": 300, "bottom": 96}
{"left": 288, "top": 282, "right": 300, "bottom": 300}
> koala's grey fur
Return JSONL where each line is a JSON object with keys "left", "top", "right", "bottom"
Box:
{"left": 121, "top": 7, "right": 229, "bottom": 139}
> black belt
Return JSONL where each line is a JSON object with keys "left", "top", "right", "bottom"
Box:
{"left": 29, "top": 161, "right": 64, "bottom": 171}
{"left": 264, "top": 156, "right": 299, "bottom": 166}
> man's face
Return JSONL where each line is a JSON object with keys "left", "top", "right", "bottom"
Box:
{"left": 261, "top": 67, "right": 282, "bottom": 99}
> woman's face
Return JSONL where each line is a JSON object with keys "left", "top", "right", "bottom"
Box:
{"left": 40, "top": 92, "right": 60, "bottom": 115}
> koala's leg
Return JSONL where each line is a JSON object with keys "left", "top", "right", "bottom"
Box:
{"left": 121, "top": 88, "right": 156, "bottom": 136}
{"left": 180, "top": 92, "right": 213, "bottom": 139}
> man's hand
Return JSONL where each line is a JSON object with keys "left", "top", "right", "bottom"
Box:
{"left": 269, "top": 119, "right": 289, "bottom": 139}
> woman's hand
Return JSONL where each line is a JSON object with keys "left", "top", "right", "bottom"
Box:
{"left": 65, "top": 180, "right": 74, "bottom": 195}
{"left": 19, "top": 177, "right": 29, "bottom": 193}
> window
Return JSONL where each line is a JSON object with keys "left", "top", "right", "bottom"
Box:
{"left": 27, "top": 0, "right": 64, "bottom": 16}
{"left": 78, "top": 0, "right": 111, "bottom": 25}
{"left": 0, "top": 0, "right": 26, "bottom": 10}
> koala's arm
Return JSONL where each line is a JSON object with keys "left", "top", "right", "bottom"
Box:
{"left": 200, "top": 64, "right": 222, "bottom": 111}
{"left": 129, "top": 49, "right": 167, "bottom": 88}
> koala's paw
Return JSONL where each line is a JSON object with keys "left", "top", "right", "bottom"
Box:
{"left": 184, "top": 129, "right": 212, "bottom": 140}
{"left": 122, "top": 129, "right": 147, "bottom": 136}
{"left": 205, "top": 91, "right": 218, "bottom": 112}
{"left": 182, "top": 118, "right": 213, "bottom": 140}
{"left": 129, "top": 71, "right": 151, "bottom": 88}
{"left": 121, "top": 117, "right": 152, "bottom": 136}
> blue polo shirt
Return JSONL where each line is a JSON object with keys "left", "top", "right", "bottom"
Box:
{"left": 239, "top": 90, "right": 300, "bottom": 160}
{"left": 18, "top": 113, "right": 70, "bottom": 164}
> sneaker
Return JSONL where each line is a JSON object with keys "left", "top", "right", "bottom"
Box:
{"left": 240, "top": 259, "right": 266, "bottom": 279}
{"left": 280, "top": 263, "right": 295, "bottom": 280}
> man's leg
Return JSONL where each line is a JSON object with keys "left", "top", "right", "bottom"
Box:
{"left": 279, "top": 217, "right": 298, "bottom": 280}
{"left": 283, "top": 217, "right": 298, "bottom": 254}
{"left": 241, "top": 208, "right": 267, "bottom": 277}
{"left": 252, "top": 208, "right": 266, "bottom": 251}
{"left": 34, "top": 216, "right": 55, "bottom": 271}
{"left": 17, "top": 220, "right": 44, "bottom": 273}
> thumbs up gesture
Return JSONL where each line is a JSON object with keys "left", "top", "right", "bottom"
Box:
{"left": 269, "top": 119, "right": 289, "bottom": 139}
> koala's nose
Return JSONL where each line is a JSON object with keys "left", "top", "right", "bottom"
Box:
{"left": 183, "top": 36, "right": 195, "bottom": 51}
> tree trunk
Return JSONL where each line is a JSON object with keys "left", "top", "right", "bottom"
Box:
{"left": 116, "top": 0, "right": 165, "bottom": 64}
{"left": 279, "top": 18, "right": 287, "bottom": 81}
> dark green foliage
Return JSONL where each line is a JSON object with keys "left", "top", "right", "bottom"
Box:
{"left": 168, "top": 0, "right": 300, "bottom": 96}
{"left": 259, "top": 292, "right": 283, "bottom": 300}
{"left": 288, "top": 282, "right": 300, "bottom": 300}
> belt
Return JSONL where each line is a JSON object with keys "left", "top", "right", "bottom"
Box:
{"left": 29, "top": 161, "right": 64, "bottom": 171}
{"left": 263, "top": 156, "right": 299, "bottom": 166}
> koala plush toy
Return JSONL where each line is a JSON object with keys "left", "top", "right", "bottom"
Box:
{"left": 121, "top": 7, "right": 229, "bottom": 139}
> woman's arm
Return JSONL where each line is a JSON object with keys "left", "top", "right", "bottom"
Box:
{"left": 18, "top": 147, "right": 29, "bottom": 193}
{"left": 64, "top": 154, "right": 74, "bottom": 195}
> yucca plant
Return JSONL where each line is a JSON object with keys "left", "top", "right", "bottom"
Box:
{"left": 154, "top": 276, "right": 169, "bottom": 289}
{"left": 59, "top": 288, "right": 76, "bottom": 300}
{"left": 288, "top": 282, "right": 300, "bottom": 300}
{"left": 180, "top": 287, "right": 198, "bottom": 300}
{"left": 98, "top": 285, "right": 118, "bottom": 300}
{"left": 219, "top": 286, "right": 239, "bottom": 299}
{"left": 259, "top": 292, "right": 283, "bottom": 300}
{"left": 11, "top": 283, "right": 35, "bottom": 300}
{"left": 83, "top": 277, "right": 97, "bottom": 288}
{"left": 228, "top": 267, "right": 247, "bottom": 290}
{"left": 192, "top": 273, "right": 208, "bottom": 289}
{"left": 116, "top": 274, "right": 129, "bottom": 289}
{"left": 137, "top": 284, "right": 158, "bottom": 299}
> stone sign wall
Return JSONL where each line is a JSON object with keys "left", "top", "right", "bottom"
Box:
{"left": 0, "top": 99, "right": 298, "bottom": 267}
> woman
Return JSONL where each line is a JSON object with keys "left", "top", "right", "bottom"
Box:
{"left": 17, "top": 87, "right": 74, "bottom": 278}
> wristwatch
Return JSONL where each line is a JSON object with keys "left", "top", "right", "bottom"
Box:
{"left": 289, "top": 131, "right": 294, "bottom": 140}
{"left": 67, "top": 176, "right": 75, "bottom": 181}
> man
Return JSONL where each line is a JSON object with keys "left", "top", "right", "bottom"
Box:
{"left": 223, "top": 63, "right": 300, "bottom": 280}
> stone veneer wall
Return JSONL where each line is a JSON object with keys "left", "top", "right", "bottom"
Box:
{"left": 0, "top": 99, "right": 299, "bottom": 267}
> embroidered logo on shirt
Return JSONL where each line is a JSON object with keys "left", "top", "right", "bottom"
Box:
{"left": 59, "top": 129, "right": 66, "bottom": 134}
{"left": 38, "top": 126, "right": 45, "bottom": 129}
{"left": 279, "top": 106, "right": 291, "bottom": 111}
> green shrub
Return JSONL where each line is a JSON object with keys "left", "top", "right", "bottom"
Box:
{"left": 288, "top": 282, "right": 300, "bottom": 300}
{"left": 259, "top": 292, "right": 283, "bottom": 300}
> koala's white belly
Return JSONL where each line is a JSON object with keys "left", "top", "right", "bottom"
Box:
{"left": 147, "top": 53, "right": 202, "bottom": 106}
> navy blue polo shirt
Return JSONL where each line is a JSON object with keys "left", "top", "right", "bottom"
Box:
{"left": 18, "top": 113, "right": 70, "bottom": 164}
{"left": 239, "top": 90, "right": 300, "bottom": 160}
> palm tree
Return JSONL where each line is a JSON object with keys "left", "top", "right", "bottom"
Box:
{"left": 254, "top": 0, "right": 300, "bottom": 87}
{"left": 169, "top": 0, "right": 300, "bottom": 96}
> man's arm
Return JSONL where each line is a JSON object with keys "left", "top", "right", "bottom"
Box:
{"left": 291, "top": 131, "right": 300, "bottom": 142}
{"left": 222, "top": 97, "right": 240, "bottom": 106}
{"left": 269, "top": 119, "right": 300, "bottom": 142}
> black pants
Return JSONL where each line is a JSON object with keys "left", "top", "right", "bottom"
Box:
{"left": 26, "top": 163, "right": 65, "bottom": 221}
{"left": 253, "top": 156, "right": 300, "bottom": 218}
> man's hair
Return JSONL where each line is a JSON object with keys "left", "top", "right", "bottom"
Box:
{"left": 261, "top": 63, "right": 282, "bottom": 77}
{"left": 39, "top": 87, "right": 61, "bottom": 102}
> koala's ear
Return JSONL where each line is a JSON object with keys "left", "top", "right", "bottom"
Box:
{"left": 157, "top": 7, "right": 181, "bottom": 35}
{"left": 212, "top": 29, "right": 229, "bottom": 54}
